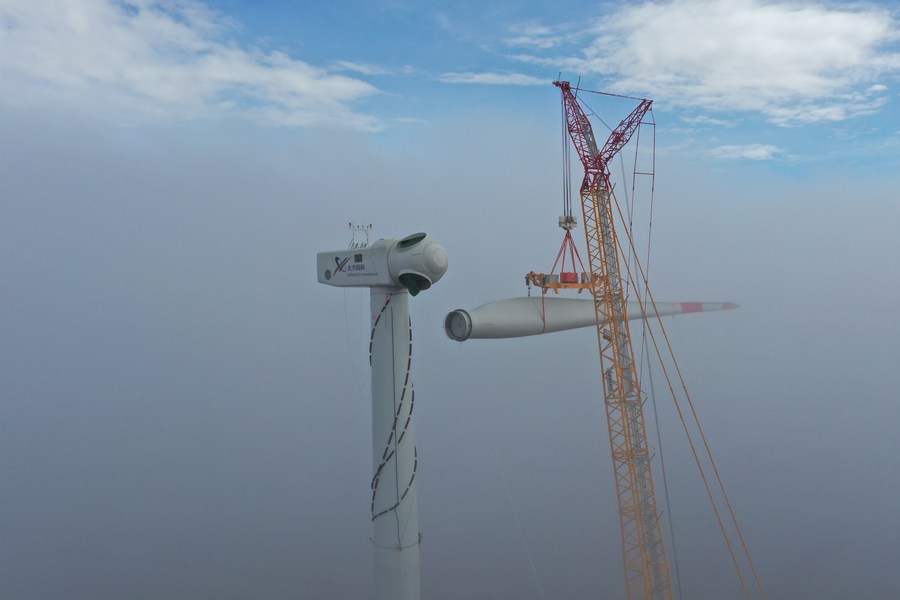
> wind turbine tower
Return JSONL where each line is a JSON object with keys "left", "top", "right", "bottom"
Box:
{"left": 317, "top": 231, "right": 448, "bottom": 600}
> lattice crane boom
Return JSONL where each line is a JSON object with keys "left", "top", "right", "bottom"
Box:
{"left": 554, "top": 80, "right": 671, "bottom": 600}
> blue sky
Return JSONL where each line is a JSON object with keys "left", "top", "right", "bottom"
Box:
{"left": 3, "top": 0, "right": 898, "bottom": 168}
{"left": 2, "top": 2, "right": 900, "bottom": 599}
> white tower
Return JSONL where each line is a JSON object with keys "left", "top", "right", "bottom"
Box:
{"left": 317, "top": 232, "right": 448, "bottom": 600}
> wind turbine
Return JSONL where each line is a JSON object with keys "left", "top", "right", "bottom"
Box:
{"left": 317, "top": 231, "right": 448, "bottom": 600}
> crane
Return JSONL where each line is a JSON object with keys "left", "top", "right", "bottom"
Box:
{"left": 553, "top": 80, "right": 670, "bottom": 600}
{"left": 512, "top": 81, "right": 763, "bottom": 600}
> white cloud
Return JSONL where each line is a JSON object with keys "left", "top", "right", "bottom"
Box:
{"left": 681, "top": 114, "right": 736, "bottom": 127}
{"left": 503, "top": 21, "right": 563, "bottom": 49}
{"left": 329, "top": 60, "right": 420, "bottom": 78}
{"left": 330, "top": 61, "right": 392, "bottom": 76}
{"left": 559, "top": 0, "right": 900, "bottom": 125}
{"left": 711, "top": 143, "right": 784, "bottom": 160}
{"left": 0, "top": 0, "right": 382, "bottom": 129}
{"left": 439, "top": 72, "right": 548, "bottom": 85}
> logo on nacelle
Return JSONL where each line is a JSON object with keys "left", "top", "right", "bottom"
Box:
{"left": 328, "top": 254, "right": 369, "bottom": 279}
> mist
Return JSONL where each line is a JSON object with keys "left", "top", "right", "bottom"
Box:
{"left": 2, "top": 97, "right": 899, "bottom": 600}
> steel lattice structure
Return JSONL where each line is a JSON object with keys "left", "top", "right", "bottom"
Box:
{"left": 555, "top": 80, "right": 671, "bottom": 600}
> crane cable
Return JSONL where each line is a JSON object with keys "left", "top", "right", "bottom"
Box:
{"left": 573, "top": 96, "right": 689, "bottom": 597}
{"left": 571, "top": 89, "right": 763, "bottom": 598}
{"left": 610, "top": 192, "right": 767, "bottom": 600}
{"left": 561, "top": 94, "right": 573, "bottom": 220}
{"left": 630, "top": 113, "right": 688, "bottom": 600}
{"left": 612, "top": 199, "right": 752, "bottom": 599}
{"left": 625, "top": 107, "right": 689, "bottom": 600}
{"left": 582, "top": 100, "right": 687, "bottom": 598}
{"left": 643, "top": 349, "right": 686, "bottom": 600}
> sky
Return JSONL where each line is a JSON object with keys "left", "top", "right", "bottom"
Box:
{"left": 1, "top": 0, "right": 899, "bottom": 599}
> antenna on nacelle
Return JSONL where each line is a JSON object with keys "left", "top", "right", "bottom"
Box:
{"left": 349, "top": 222, "right": 373, "bottom": 249}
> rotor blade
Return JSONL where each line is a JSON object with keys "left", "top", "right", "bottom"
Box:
{"left": 444, "top": 296, "right": 737, "bottom": 341}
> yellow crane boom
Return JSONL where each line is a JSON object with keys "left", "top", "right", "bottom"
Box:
{"left": 554, "top": 80, "right": 671, "bottom": 600}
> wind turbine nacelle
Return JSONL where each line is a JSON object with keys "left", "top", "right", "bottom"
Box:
{"left": 317, "top": 233, "right": 448, "bottom": 296}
